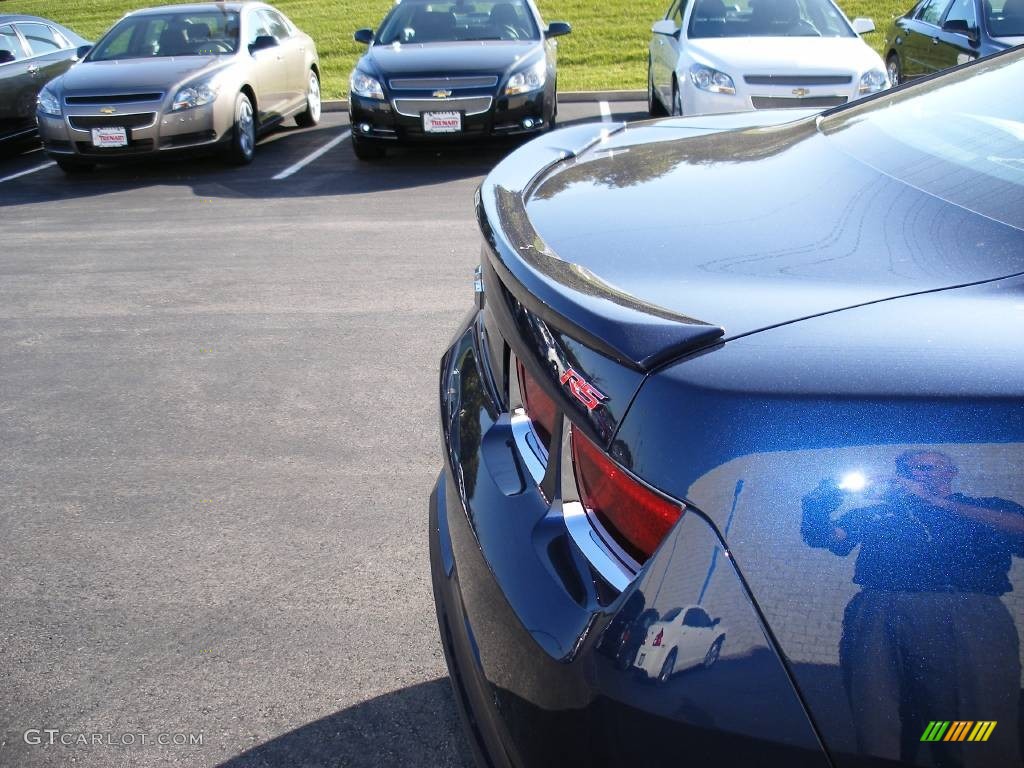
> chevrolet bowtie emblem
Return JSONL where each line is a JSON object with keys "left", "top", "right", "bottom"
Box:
{"left": 100, "top": 107, "right": 117, "bottom": 114}
{"left": 792, "top": 88, "right": 810, "bottom": 97}
{"left": 433, "top": 89, "right": 452, "bottom": 98}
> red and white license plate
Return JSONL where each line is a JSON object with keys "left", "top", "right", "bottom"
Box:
{"left": 91, "top": 127, "right": 128, "bottom": 148}
{"left": 423, "top": 111, "right": 461, "bottom": 133}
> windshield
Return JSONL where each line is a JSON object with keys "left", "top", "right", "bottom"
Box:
{"left": 688, "top": 0, "right": 855, "bottom": 38}
{"left": 821, "top": 50, "right": 1024, "bottom": 229}
{"left": 89, "top": 11, "right": 240, "bottom": 60}
{"left": 375, "top": 0, "right": 539, "bottom": 44}
{"left": 986, "top": 0, "right": 1024, "bottom": 37}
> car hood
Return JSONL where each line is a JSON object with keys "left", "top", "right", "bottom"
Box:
{"left": 58, "top": 56, "right": 226, "bottom": 93}
{"left": 516, "top": 114, "right": 1024, "bottom": 354}
{"left": 685, "top": 35, "right": 883, "bottom": 74}
{"left": 362, "top": 40, "right": 541, "bottom": 77}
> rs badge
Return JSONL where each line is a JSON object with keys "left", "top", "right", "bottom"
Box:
{"left": 560, "top": 369, "right": 606, "bottom": 411}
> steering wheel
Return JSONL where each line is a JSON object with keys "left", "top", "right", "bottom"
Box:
{"left": 200, "top": 39, "right": 233, "bottom": 53}
{"left": 500, "top": 24, "right": 521, "bottom": 39}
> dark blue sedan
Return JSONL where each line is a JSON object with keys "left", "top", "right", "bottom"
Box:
{"left": 884, "top": 0, "right": 1023, "bottom": 84}
{"left": 432, "top": 45, "right": 1024, "bottom": 768}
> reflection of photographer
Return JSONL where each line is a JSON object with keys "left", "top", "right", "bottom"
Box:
{"left": 802, "top": 450, "right": 1024, "bottom": 766}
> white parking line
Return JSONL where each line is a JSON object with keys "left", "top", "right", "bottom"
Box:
{"left": 598, "top": 101, "right": 612, "bottom": 122}
{"left": 0, "top": 161, "right": 56, "bottom": 184}
{"left": 272, "top": 129, "right": 351, "bottom": 180}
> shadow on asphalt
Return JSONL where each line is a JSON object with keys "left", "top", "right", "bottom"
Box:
{"left": 0, "top": 110, "right": 649, "bottom": 206}
{"left": 215, "top": 678, "right": 474, "bottom": 768}
{"left": 0, "top": 122, "right": 515, "bottom": 207}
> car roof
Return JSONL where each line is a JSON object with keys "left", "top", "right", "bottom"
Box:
{"left": 0, "top": 14, "right": 67, "bottom": 24}
{"left": 126, "top": 2, "right": 264, "bottom": 16}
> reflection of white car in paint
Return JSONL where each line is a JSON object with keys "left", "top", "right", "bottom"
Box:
{"left": 635, "top": 605, "right": 727, "bottom": 682}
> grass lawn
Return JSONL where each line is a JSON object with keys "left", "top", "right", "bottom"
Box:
{"left": 11, "top": 0, "right": 910, "bottom": 98}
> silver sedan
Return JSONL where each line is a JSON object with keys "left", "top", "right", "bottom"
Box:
{"left": 37, "top": 2, "right": 321, "bottom": 173}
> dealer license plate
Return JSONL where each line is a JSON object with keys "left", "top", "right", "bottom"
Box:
{"left": 91, "top": 127, "right": 128, "bottom": 148}
{"left": 423, "top": 111, "right": 461, "bottom": 133}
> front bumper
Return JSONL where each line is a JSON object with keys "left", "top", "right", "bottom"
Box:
{"left": 349, "top": 87, "right": 550, "bottom": 144}
{"left": 682, "top": 77, "right": 873, "bottom": 115}
{"left": 37, "top": 96, "right": 234, "bottom": 161}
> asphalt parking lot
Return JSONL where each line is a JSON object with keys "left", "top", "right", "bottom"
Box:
{"left": 0, "top": 98, "right": 646, "bottom": 768}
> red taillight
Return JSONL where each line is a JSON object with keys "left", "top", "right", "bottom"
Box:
{"left": 516, "top": 359, "right": 558, "bottom": 450}
{"left": 571, "top": 426, "right": 683, "bottom": 564}
{"left": 652, "top": 629, "right": 664, "bottom": 647}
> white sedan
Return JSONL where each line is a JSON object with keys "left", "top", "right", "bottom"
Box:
{"left": 634, "top": 605, "right": 727, "bottom": 682}
{"left": 648, "top": 0, "right": 888, "bottom": 116}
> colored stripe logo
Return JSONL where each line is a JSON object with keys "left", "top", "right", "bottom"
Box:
{"left": 921, "top": 721, "right": 997, "bottom": 742}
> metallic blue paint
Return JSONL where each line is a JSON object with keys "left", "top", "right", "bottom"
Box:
{"left": 433, "top": 45, "right": 1024, "bottom": 768}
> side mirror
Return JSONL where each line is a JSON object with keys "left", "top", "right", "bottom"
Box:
{"left": 249, "top": 34, "right": 278, "bottom": 54}
{"left": 545, "top": 21, "right": 572, "bottom": 37}
{"left": 851, "top": 17, "right": 876, "bottom": 34}
{"left": 942, "top": 17, "right": 979, "bottom": 41}
{"left": 711, "top": 617, "right": 722, "bottom": 628}
{"left": 0, "top": 49, "right": 15, "bottom": 65}
{"left": 74, "top": 44, "right": 92, "bottom": 61}
{"left": 354, "top": 28, "right": 374, "bottom": 44}
{"left": 652, "top": 19, "right": 681, "bottom": 36}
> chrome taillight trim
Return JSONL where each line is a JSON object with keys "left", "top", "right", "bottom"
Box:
{"left": 510, "top": 410, "right": 547, "bottom": 485}
{"left": 562, "top": 501, "right": 636, "bottom": 592}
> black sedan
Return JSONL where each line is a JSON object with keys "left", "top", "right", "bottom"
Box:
{"left": 432, "top": 47, "right": 1024, "bottom": 767}
{"left": 0, "top": 15, "right": 89, "bottom": 144}
{"left": 883, "top": 0, "right": 1023, "bottom": 84}
{"left": 348, "top": 0, "right": 569, "bottom": 160}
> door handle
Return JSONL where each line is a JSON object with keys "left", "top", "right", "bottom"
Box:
{"left": 27, "top": 65, "right": 40, "bottom": 75}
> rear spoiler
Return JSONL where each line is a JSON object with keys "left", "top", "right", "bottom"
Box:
{"left": 476, "top": 122, "right": 724, "bottom": 372}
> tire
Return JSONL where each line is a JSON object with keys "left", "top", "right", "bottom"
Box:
{"left": 658, "top": 648, "right": 677, "bottom": 683}
{"left": 886, "top": 54, "right": 901, "bottom": 87}
{"left": 351, "top": 133, "right": 385, "bottom": 161}
{"left": 547, "top": 83, "right": 558, "bottom": 130}
{"left": 647, "top": 61, "right": 666, "bottom": 117}
{"left": 295, "top": 69, "right": 321, "bottom": 128}
{"left": 671, "top": 78, "right": 683, "bottom": 117}
{"left": 224, "top": 92, "right": 256, "bottom": 165}
{"left": 703, "top": 636, "right": 724, "bottom": 669}
{"left": 55, "top": 158, "right": 95, "bottom": 174}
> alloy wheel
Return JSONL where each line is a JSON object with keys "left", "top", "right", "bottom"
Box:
{"left": 307, "top": 72, "right": 322, "bottom": 123}
{"left": 238, "top": 98, "right": 254, "bottom": 158}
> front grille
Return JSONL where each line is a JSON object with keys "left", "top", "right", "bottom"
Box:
{"left": 389, "top": 75, "right": 498, "bottom": 90}
{"left": 744, "top": 75, "right": 852, "bottom": 85}
{"left": 393, "top": 96, "right": 492, "bottom": 117}
{"left": 752, "top": 95, "right": 847, "bottom": 109}
{"left": 75, "top": 139, "right": 155, "bottom": 155}
{"left": 68, "top": 113, "right": 157, "bottom": 130}
{"left": 65, "top": 93, "right": 164, "bottom": 105}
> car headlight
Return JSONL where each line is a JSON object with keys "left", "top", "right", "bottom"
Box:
{"left": 858, "top": 69, "right": 888, "bottom": 94}
{"left": 171, "top": 82, "right": 218, "bottom": 111}
{"left": 37, "top": 86, "right": 61, "bottom": 117}
{"left": 505, "top": 59, "right": 546, "bottom": 95}
{"left": 350, "top": 70, "right": 384, "bottom": 100}
{"left": 689, "top": 65, "right": 736, "bottom": 95}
